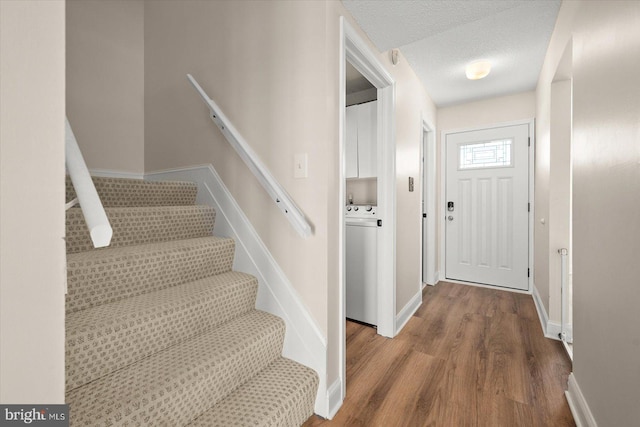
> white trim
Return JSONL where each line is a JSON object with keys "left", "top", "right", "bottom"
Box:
{"left": 439, "top": 119, "right": 535, "bottom": 292}
{"left": 395, "top": 289, "right": 422, "bottom": 335}
{"left": 186, "top": 74, "right": 312, "bottom": 239}
{"left": 326, "top": 378, "right": 343, "bottom": 420}
{"left": 434, "top": 270, "right": 440, "bottom": 284}
{"left": 338, "top": 19, "right": 347, "bottom": 410}
{"left": 89, "top": 168, "right": 145, "bottom": 180}
{"left": 532, "top": 282, "right": 562, "bottom": 341}
{"left": 532, "top": 282, "right": 549, "bottom": 334}
{"left": 547, "top": 321, "right": 562, "bottom": 340}
{"left": 144, "top": 164, "right": 329, "bottom": 417}
{"left": 566, "top": 373, "right": 598, "bottom": 427}
{"left": 529, "top": 120, "right": 536, "bottom": 294}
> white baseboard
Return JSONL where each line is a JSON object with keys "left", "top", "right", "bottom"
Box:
{"left": 89, "top": 168, "right": 144, "bottom": 179}
{"left": 395, "top": 289, "right": 422, "bottom": 335}
{"left": 145, "top": 164, "right": 331, "bottom": 417}
{"left": 547, "top": 321, "right": 562, "bottom": 340}
{"left": 566, "top": 373, "right": 598, "bottom": 427}
{"left": 532, "top": 282, "right": 561, "bottom": 341}
{"left": 326, "top": 378, "right": 343, "bottom": 420}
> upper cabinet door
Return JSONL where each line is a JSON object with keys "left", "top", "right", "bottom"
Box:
{"left": 357, "top": 101, "right": 377, "bottom": 178}
{"left": 345, "top": 105, "right": 359, "bottom": 178}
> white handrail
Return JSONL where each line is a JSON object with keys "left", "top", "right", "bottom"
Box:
{"left": 187, "top": 74, "right": 312, "bottom": 238}
{"left": 65, "top": 118, "right": 112, "bottom": 247}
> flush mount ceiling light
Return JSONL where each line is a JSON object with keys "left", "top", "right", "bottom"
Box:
{"left": 465, "top": 60, "right": 492, "bottom": 80}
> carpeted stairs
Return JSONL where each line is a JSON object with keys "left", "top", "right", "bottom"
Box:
{"left": 65, "top": 176, "right": 318, "bottom": 426}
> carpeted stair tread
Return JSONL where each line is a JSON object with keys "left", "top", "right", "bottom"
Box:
{"left": 66, "top": 310, "right": 285, "bottom": 427}
{"left": 66, "top": 271, "right": 258, "bottom": 391}
{"left": 66, "top": 205, "right": 216, "bottom": 253}
{"left": 187, "top": 357, "right": 319, "bottom": 427}
{"left": 66, "top": 236, "right": 235, "bottom": 314}
{"left": 65, "top": 176, "right": 197, "bottom": 207}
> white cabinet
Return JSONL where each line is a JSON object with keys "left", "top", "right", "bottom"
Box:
{"left": 345, "top": 106, "right": 359, "bottom": 178}
{"left": 345, "top": 101, "right": 377, "bottom": 178}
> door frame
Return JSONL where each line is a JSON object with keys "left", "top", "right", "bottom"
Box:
{"left": 420, "top": 118, "right": 436, "bottom": 285}
{"left": 339, "top": 16, "right": 396, "bottom": 402}
{"left": 439, "top": 119, "right": 535, "bottom": 292}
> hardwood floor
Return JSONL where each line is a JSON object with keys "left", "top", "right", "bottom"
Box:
{"left": 303, "top": 282, "right": 575, "bottom": 427}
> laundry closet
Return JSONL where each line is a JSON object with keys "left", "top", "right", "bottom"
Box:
{"left": 345, "top": 62, "right": 378, "bottom": 327}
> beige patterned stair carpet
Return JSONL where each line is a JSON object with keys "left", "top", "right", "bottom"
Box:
{"left": 188, "top": 358, "right": 319, "bottom": 427}
{"left": 66, "top": 205, "right": 216, "bottom": 253}
{"left": 66, "top": 272, "right": 258, "bottom": 390}
{"left": 66, "top": 236, "right": 236, "bottom": 313}
{"left": 65, "top": 176, "right": 318, "bottom": 426}
{"left": 66, "top": 176, "right": 198, "bottom": 207}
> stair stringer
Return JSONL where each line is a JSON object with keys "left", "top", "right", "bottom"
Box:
{"left": 145, "top": 164, "right": 331, "bottom": 418}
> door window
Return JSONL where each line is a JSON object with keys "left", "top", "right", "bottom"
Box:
{"left": 459, "top": 139, "right": 513, "bottom": 169}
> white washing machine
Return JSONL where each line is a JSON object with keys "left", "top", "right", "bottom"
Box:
{"left": 345, "top": 204, "right": 378, "bottom": 326}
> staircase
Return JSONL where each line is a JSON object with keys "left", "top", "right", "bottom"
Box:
{"left": 64, "top": 176, "right": 318, "bottom": 426}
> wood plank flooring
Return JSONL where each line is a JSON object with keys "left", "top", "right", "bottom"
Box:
{"left": 303, "top": 282, "right": 575, "bottom": 427}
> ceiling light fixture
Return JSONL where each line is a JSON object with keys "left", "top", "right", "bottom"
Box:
{"left": 465, "top": 60, "right": 491, "bottom": 80}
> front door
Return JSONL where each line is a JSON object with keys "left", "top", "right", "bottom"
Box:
{"left": 445, "top": 123, "right": 530, "bottom": 290}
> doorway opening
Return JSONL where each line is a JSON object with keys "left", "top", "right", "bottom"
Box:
{"left": 338, "top": 17, "right": 396, "bottom": 413}
{"left": 421, "top": 121, "right": 436, "bottom": 286}
{"left": 551, "top": 39, "right": 573, "bottom": 358}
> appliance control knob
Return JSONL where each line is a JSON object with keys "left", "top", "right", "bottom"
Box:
{"left": 346, "top": 206, "right": 352, "bottom": 211}
{"left": 366, "top": 205, "right": 373, "bottom": 212}
{"left": 354, "top": 206, "right": 359, "bottom": 211}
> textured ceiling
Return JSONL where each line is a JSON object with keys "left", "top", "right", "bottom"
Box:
{"left": 343, "top": 0, "right": 561, "bottom": 107}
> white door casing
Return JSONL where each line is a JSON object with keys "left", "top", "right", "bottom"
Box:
{"left": 445, "top": 123, "right": 530, "bottom": 290}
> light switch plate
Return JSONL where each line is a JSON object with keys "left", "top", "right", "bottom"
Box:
{"left": 294, "top": 153, "right": 308, "bottom": 179}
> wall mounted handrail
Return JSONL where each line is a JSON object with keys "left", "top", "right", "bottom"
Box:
{"left": 187, "top": 74, "right": 312, "bottom": 238}
{"left": 65, "top": 118, "right": 112, "bottom": 247}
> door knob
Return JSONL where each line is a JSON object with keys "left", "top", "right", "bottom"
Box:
{"left": 447, "top": 215, "right": 454, "bottom": 221}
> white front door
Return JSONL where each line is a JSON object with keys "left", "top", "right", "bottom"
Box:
{"left": 445, "top": 123, "right": 530, "bottom": 290}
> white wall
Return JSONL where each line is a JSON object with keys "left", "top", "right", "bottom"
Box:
{"left": 437, "top": 91, "right": 536, "bottom": 277}
{"left": 539, "top": 1, "right": 640, "bottom": 424}
{"left": 572, "top": 1, "right": 640, "bottom": 424}
{"left": 0, "top": 0, "right": 66, "bottom": 403}
{"left": 144, "top": 0, "right": 331, "bottom": 334}
{"left": 384, "top": 47, "right": 437, "bottom": 314}
{"left": 67, "top": 0, "right": 145, "bottom": 174}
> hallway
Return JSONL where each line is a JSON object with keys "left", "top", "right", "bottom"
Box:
{"left": 304, "top": 282, "right": 574, "bottom": 426}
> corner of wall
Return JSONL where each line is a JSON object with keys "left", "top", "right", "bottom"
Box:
{"left": 395, "top": 288, "right": 422, "bottom": 335}
{"left": 532, "top": 282, "right": 560, "bottom": 341}
{"left": 566, "top": 373, "right": 599, "bottom": 427}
